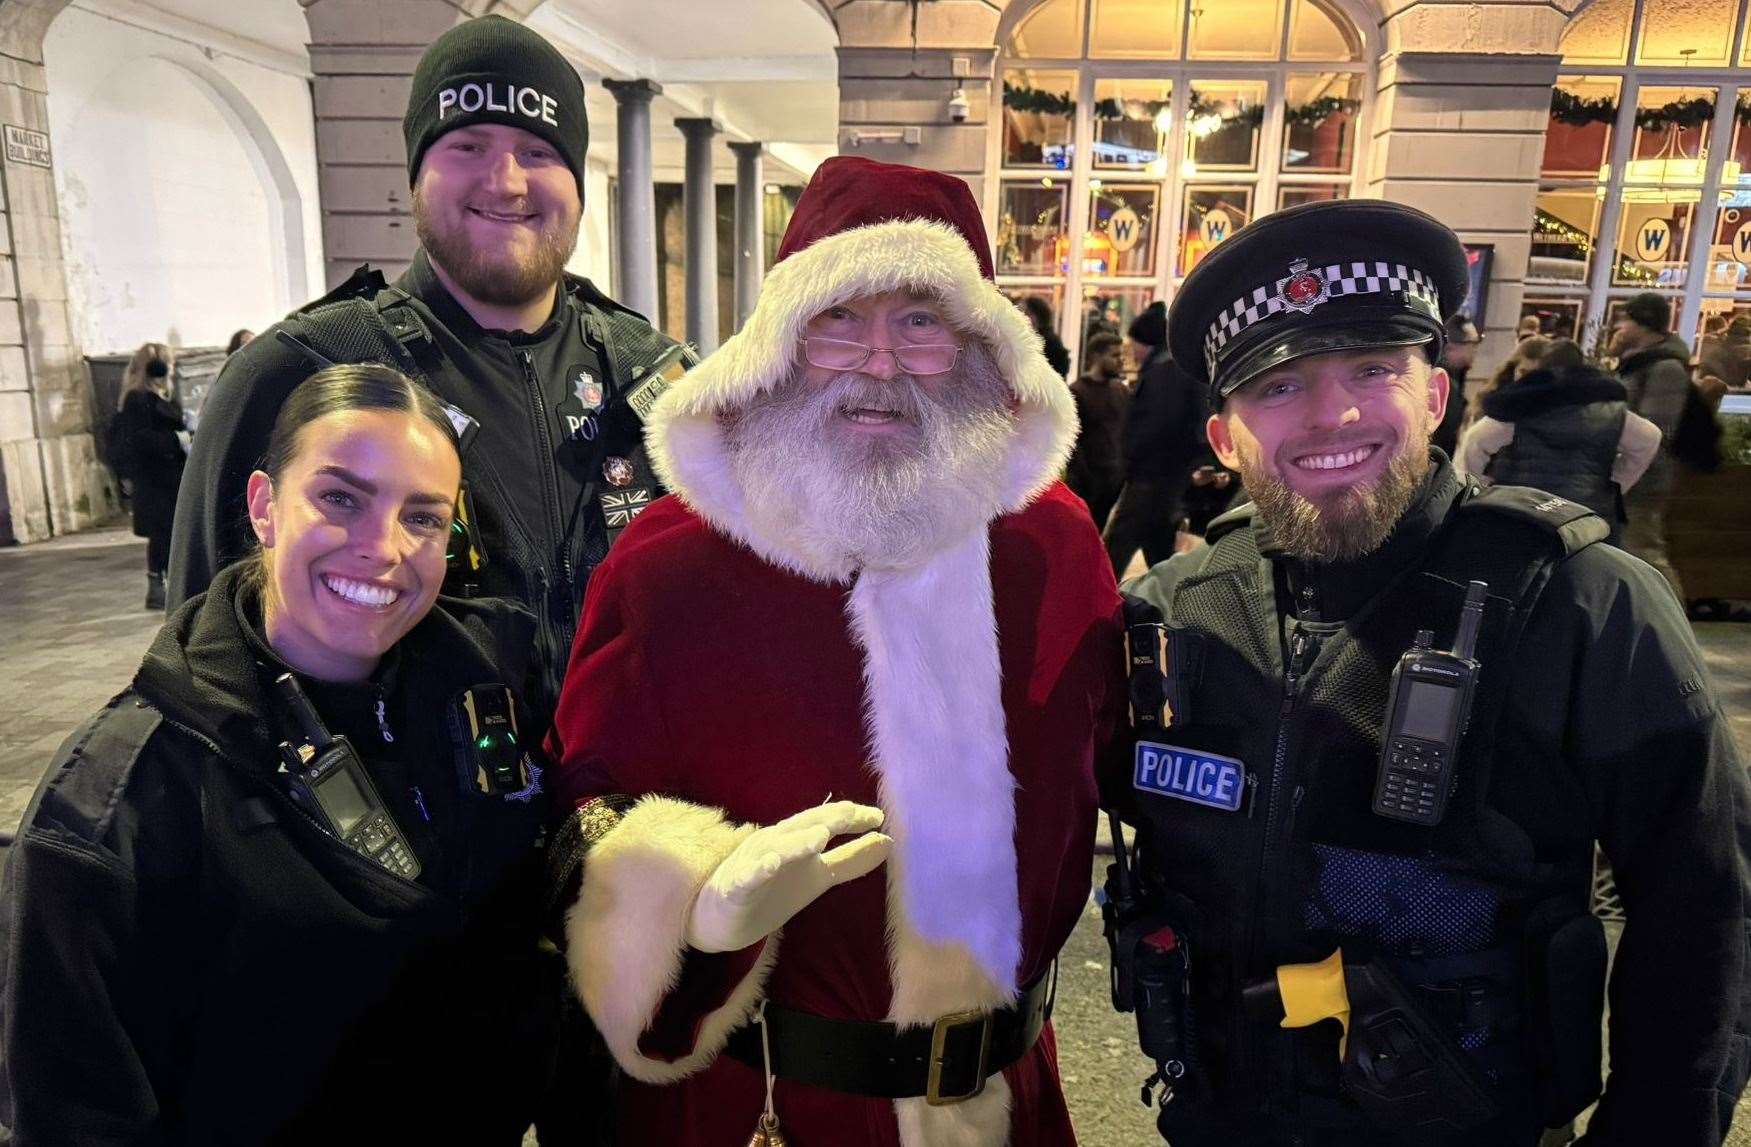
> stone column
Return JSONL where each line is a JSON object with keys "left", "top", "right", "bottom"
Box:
{"left": 728, "top": 140, "right": 764, "bottom": 332}
{"left": 303, "top": 1, "right": 469, "bottom": 291}
{"left": 1368, "top": 1, "right": 1571, "bottom": 376}
{"left": 604, "top": 78, "right": 662, "bottom": 321}
{"left": 675, "top": 116, "right": 720, "bottom": 353}
{"left": 0, "top": 0, "right": 110, "bottom": 543}
{"left": 832, "top": 1, "right": 998, "bottom": 211}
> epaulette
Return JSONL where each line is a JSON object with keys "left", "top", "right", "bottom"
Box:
{"left": 1451, "top": 483, "right": 1608, "bottom": 557}
{"left": 1203, "top": 500, "right": 1256, "bottom": 544}
{"left": 32, "top": 696, "right": 163, "bottom": 846}
{"left": 292, "top": 264, "right": 389, "bottom": 317}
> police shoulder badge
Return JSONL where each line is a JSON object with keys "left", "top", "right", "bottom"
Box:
{"left": 573, "top": 368, "right": 604, "bottom": 411}
{"left": 1279, "top": 258, "right": 1329, "bottom": 315}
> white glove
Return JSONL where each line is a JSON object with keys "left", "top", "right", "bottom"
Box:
{"left": 686, "top": 801, "right": 893, "bottom": 954}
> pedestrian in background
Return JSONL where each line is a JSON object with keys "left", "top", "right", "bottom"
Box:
{"left": 1698, "top": 314, "right": 1751, "bottom": 391}
{"left": 1457, "top": 337, "right": 1661, "bottom": 545}
{"left": 1065, "top": 330, "right": 1130, "bottom": 527}
{"left": 1104, "top": 301, "right": 1205, "bottom": 575}
{"left": 1431, "top": 312, "right": 1480, "bottom": 458}
{"left": 110, "top": 341, "right": 186, "bottom": 609}
{"left": 1019, "top": 294, "right": 1071, "bottom": 378}
{"left": 224, "top": 329, "right": 254, "bottom": 356}
{"left": 1610, "top": 291, "right": 1692, "bottom": 598}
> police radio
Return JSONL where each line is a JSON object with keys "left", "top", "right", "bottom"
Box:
{"left": 275, "top": 674, "right": 421, "bottom": 879}
{"left": 1372, "top": 580, "right": 1488, "bottom": 826}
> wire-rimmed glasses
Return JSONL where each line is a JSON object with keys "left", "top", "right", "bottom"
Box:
{"left": 801, "top": 337, "right": 962, "bottom": 377}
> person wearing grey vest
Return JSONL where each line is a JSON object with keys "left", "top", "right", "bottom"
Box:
{"left": 1456, "top": 340, "right": 1661, "bottom": 546}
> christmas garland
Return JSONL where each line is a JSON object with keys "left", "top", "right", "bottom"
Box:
{"left": 1002, "top": 81, "right": 1076, "bottom": 116}
{"left": 1001, "top": 82, "right": 1267, "bottom": 126}
{"left": 1634, "top": 96, "right": 1717, "bottom": 130}
{"left": 1283, "top": 96, "right": 1359, "bottom": 126}
{"left": 1550, "top": 87, "right": 1750, "bottom": 129}
{"left": 1549, "top": 88, "right": 1616, "bottom": 126}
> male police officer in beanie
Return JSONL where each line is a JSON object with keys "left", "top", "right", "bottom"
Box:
{"left": 169, "top": 15, "right": 686, "bottom": 728}
{"left": 1103, "top": 199, "right": 1751, "bottom": 1146}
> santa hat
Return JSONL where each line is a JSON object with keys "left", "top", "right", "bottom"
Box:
{"left": 645, "top": 155, "right": 1077, "bottom": 581}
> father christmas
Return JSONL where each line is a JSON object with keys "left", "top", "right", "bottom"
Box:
{"left": 547, "top": 156, "right": 1125, "bottom": 1146}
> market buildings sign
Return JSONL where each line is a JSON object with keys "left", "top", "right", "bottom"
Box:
{"left": 3, "top": 125, "right": 49, "bottom": 169}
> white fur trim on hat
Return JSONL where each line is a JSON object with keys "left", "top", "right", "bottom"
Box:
{"left": 645, "top": 217, "right": 1077, "bottom": 583}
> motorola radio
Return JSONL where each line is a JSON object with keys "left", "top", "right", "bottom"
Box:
{"left": 1371, "top": 580, "right": 1488, "bottom": 827}
{"left": 275, "top": 674, "right": 421, "bottom": 879}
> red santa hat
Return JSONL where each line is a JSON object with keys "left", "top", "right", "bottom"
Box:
{"left": 645, "top": 156, "right": 1077, "bottom": 581}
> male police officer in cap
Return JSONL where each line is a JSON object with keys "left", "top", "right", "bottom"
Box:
{"left": 1104, "top": 199, "right": 1751, "bottom": 1146}
{"left": 169, "top": 15, "right": 686, "bottom": 728}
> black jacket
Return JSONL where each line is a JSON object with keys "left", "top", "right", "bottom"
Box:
{"left": 1122, "top": 346, "right": 1207, "bottom": 483}
{"left": 167, "top": 251, "right": 685, "bottom": 726}
{"left": 1480, "top": 365, "right": 1628, "bottom": 523}
{"left": 113, "top": 390, "right": 186, "bottom": 540}
{"left": 0, "top": 565, "right": 563, "bottom": 1145}
{"left": 1067, "top": 373, "right": 1130, "bottom": 502}
{"left": 1118, "top": 461, "right": 1751, "bottom": 1145}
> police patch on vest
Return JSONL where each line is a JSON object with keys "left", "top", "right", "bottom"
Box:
{"left": 559, "top": 364, "right": 602, "bottom": 440}
{"left": 1134, "top": 741, "right": 1245, "bottom": 812}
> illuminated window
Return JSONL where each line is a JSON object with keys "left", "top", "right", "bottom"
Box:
{"left": 996, "top": 0, "right": 1362, "bottom": 373}
{"left": 1543, "top": 0, "right": 1751, "bottom": 348}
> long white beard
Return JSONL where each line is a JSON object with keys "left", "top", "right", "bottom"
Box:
{"left": 723, "top": 348, "right": 1017, "bottom": 577}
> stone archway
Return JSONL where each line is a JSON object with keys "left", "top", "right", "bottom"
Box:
{"left": 163, "top": 55, "right": 312, "bottom": 311}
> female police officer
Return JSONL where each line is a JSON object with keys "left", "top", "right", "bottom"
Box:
{"left": 0, "top": 364, "right": 562, "bottom": 1144}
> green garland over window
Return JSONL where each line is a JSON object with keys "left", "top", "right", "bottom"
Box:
{"left": 1550, "top": 87, "right": 1751, "bottom": 129}
{"left": 1283, "top": 96, "right": 1359, "bottom": 126}
{"left": 1001, "top": 82, "right": 1270, "bottom": 127}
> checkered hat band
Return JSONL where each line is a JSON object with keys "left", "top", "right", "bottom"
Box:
{"left": 1202, "top": 262, "right": 1440, "bottom": 376}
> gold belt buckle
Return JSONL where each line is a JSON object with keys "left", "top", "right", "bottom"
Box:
{"left": 925, "top": 1008, "right": 993, "bottom": 1106}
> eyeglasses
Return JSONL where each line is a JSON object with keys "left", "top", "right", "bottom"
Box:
{"left": 801, "top": 337, "right": 962, "bottom": 377}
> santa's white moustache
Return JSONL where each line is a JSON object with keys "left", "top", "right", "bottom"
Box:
{"left": 724, "top": 346, "right": 1017, "bottom": 574}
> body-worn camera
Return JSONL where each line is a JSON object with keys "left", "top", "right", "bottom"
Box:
{"left": 275, "top": 674, "right": 421, "bottom": 880}
{"left": 1372, "top": 580, "right": 1487, "bottom": 826}
{"left": 449, "top": 684, "right": 530, "bottom": 797}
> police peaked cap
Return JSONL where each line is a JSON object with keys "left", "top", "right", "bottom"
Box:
{"left": 404, "top": 16, "right": 589, "bottom": 191}
{"left": 1168, "top": 199, "right": 1470, "bottom": 406}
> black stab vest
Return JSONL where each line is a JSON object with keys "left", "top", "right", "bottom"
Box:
{"left": 1126, "top": 484, "right": 1608, "bottom": 1119}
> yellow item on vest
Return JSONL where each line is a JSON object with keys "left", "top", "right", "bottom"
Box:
{"left": 1277, "top": 947, "right": 1350, "bottom": 1059}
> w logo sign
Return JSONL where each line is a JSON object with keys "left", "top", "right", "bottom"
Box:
{"left": 1633, "top": 217, "right": 1673, "bottom": 262}
{"left": 1200, "top": 207, "right": 1234, "bottom": 246}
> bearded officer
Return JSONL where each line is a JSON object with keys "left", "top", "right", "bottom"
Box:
{"left": 168, "top": 15, "right": 685, "bottom": 728}
{"left": 1104, "top": 199, "right": 1751, "bottom": 1146}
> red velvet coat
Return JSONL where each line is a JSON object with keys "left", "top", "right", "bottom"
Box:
{"left": 549, "top": 484, "right": 1123, "bottom": 1146}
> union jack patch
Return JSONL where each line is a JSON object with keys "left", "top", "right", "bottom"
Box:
{"left": 601, "top": 487, "right": 651, "bottom": 528}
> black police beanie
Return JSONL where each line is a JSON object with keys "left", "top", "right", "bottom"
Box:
{"left": 1128, "top": 300, "right": 1168, "bottom": 347}
{"left": 1623, "top": 291, "right": 1671, "bottom": 333}
{"left": 403, "top": 16, "right": 588, "bottom": 191}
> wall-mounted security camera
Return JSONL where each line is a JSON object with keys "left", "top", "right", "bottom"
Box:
{"left": 948, "top": 88, "right": 971, "bottom": 124}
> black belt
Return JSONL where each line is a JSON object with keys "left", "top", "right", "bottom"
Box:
{"left": 724, "top": 964, "right": 1056, "bottom": 1106}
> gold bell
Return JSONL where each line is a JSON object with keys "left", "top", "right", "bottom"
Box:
{"left": 745, "top": 1112, "right": 789, "bottom": 1147}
